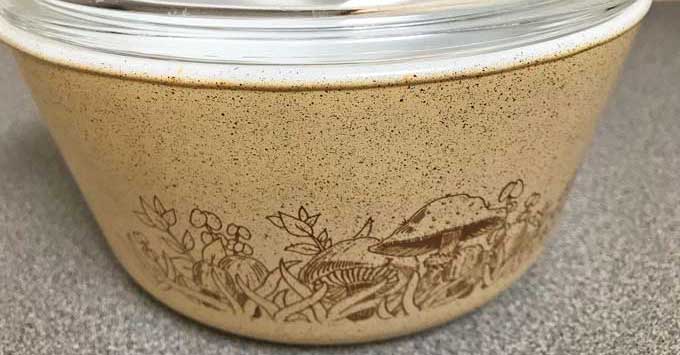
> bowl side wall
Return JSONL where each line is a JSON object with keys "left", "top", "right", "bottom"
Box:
{"left": 13, "top": 27, "right": 637, "bottom": 344}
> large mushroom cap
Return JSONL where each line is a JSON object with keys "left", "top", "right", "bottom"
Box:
{"left": 370, "top": 194, "right": 505, "bottom": 257}
{"left": 299, "top": 237, "right": 402, "bottom": 303}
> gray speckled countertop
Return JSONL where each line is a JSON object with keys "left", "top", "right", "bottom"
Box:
{"left": 1, "top": 4, "right": 678, "bottom": 355}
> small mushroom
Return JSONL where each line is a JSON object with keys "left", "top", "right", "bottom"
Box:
{"left": 298, "top": 237, "right": 412, "bottom": 319}
{"left": 370, "top": 194, "right": 506, "bottom": 257}
{"left": 193, "top": 252, "right": 268, "bottom": 305}
{"left": 218, "top": 255, "right": 269, "bottom": 292}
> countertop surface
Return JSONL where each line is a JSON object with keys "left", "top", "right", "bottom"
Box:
{"left": 0, "top": 4, "right": 678, "bottom": 355}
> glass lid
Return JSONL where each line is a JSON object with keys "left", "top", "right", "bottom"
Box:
{"left": 0, "top": 0, "right": 641, "bottom": 65}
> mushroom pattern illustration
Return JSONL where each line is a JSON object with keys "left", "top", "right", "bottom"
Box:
{"left": 369, "top": 194, "right": 506, "bottom": 282}
{"left": 127, "top": 180, "right": 551, "bottom": 322}
{"left": 298, "top": 237, "right": 413, "bottom": 320}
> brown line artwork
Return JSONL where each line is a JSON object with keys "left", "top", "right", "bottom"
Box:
{"left": 127, "top": 179, "right": 557, "bottom": 323}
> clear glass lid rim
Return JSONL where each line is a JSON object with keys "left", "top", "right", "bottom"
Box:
{"left": 0, "top": 0, "right": 648, "bottom": 67}
{"left": 24, "top": 0, "right": 618, "bottom": 15}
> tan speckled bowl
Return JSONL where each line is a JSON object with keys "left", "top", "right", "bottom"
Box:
{"left": 0, "top": 0, "right": 649, "bottom": 345}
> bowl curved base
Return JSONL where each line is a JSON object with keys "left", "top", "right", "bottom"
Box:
{"left": 112, "top": 233, "right": 547, "bottom": 345}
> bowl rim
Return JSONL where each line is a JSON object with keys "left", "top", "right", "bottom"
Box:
{"left": 0, "top": 0, "right": 651, "bottom": 90}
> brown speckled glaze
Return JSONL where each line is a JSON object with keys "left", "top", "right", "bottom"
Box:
{"left": 12, "top": 28, "right": 636, "bottom": 344}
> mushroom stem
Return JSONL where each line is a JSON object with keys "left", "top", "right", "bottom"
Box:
{"left": 439, "top": 229, "right": 462, "bottom": 254}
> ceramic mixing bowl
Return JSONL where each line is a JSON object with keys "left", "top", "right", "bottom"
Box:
{"left": 0, "top": 0, "right": 650, "bottom": 345}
